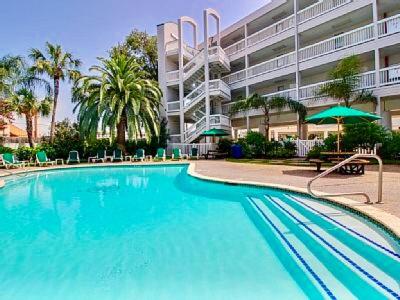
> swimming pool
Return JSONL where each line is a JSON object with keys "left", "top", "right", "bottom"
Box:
{"left": 0, "top": 165, "right": 399, "bottom": 299}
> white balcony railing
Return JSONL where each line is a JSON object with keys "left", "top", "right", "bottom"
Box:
{"left": 247, "top": 52, "right": 296, "bottom": 78}
{"left": 224, "top": 39, "right": 246, "bottom": 57}
{"left": 247, "top": 15, "right": 295, "bottom": 47}
{"left": 166, "top": 70, "right": 179, "bottom": 83}
{"left": 299, "top": 24, "right": 374, "bottom": 61}
{"left": 222, "top": 88, "right": 297, "bottom": 115}
{"left": 378, "top": 14, "right": 400, "bottom": 37}
{"left": 167, "top": 101, "right": 180, "bottom": 112}
{"left": 210, "top": 114, "right": 231, "bottom": 127}
{"left": 222, "top": 69, "right": 247, "bottom": 85}
{"left": 209, "top": 46, "right": 231, "bottom": 70}
{"left": 299, "top": 71, "right": 376, "bottom": 101}
{"left": 380, "top": 65, "right": 400, "bottom": 86}
{"left": 298, "top": 0, "right": 352, "bottom": 24}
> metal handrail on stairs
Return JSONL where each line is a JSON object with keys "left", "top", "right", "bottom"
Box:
{"left": 307, "top": 154, "right": 383, "bottom": 204}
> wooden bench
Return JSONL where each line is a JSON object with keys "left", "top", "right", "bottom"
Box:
{"left": 309, "top": 159, "right": 325, "bottom": 172}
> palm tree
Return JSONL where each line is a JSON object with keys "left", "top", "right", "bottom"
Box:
{"left": 72, "top": 52, "right": 162, "bottom": 151}
{"left": 230, "top": 93, "right": 307, "bottom": 140}
{"left": 29, "top": 43, "right": 81, "bottom": 142}
{"left": 6, "top": 88, "right": 51, "bottom": 147}
{"left": 0, "top": 55, "right": 51, "bottom": 132}
{"left": 318, "top": 55, "right": 377, "bottom": 108}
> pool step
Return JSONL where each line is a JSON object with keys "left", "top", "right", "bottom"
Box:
{"left": 266, "top": 195, "right": 400, "bottom": 299}
{"left": 248, "top": 197, "right": 349, "bottom": 299}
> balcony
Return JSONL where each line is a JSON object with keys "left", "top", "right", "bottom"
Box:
{"left": 167, "top": 101, "right": 180, "bottom": 113}
{"left": 247, "top": 15, "right": 295, "bottom": 48}
{"left": 222, "top": 52, "right": 296, "bottom": 86}
{"left": 378, "top": 14, "right": 400, "bottom": 37}
{"left": 299, "top": 71, "right": 376, "bottom": 101}
{"left": 298, "top": 24, "right": 375, "bottom": 62}
{"left": 297, "top": 0, "right": 352, "bottom": 24}
{"left": 224, "top": 39, "right": 246, "bottom": 57}
{"left": 224, "top": 65, "right": 400, "bottom": 118}
{"left": 222, "top": 0, "right": 355, "bottom": 58}
{"left": 380, "top": 65, "right": 400, "bottom": 87}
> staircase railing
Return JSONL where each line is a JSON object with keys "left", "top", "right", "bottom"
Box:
{"left": 307, "top": 154, "right": 383, "bottom": 204}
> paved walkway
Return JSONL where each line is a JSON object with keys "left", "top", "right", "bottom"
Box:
{"left": 194, "top": 161, "right": 400, "bottom": 219}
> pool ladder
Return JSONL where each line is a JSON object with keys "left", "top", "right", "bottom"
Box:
{"left": 307, "top": 154, "right": 383, "bottom": 204}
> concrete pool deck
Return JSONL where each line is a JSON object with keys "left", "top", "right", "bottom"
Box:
{"left": 1, "top": 160, "right": 399, "bottom": 237}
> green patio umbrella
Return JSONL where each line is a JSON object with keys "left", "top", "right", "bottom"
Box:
{"left": 201, "top": 128, "right": 230, "bottom": 137}
{"left": 305, "top": 106, "right": 381, "bottom": 152}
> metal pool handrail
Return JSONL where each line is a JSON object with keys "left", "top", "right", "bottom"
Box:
{"left": 307, "top": 154, "right": 383, "bottom": 204}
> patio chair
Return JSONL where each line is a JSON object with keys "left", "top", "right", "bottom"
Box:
{"left": 112, "top": 149, "right": 123, "bottom": 162}
{"left": 189, "top": 148, "right": 199, "bottom": 160}
{"left": 88, "top": 150, "right": 106, "bottom": 163}
{"left": 67, "top": 151, "right": 80, "bottom": 164}
{"left": 172, "top": 148, "right": 182, "bottom": 160}
{"left": 154, "top": 148, "right": 166, "bottom": 161}
{"left": 36, "top": 151, "right": 56, "bottom": 167}
{"left": 133, "top": 149, "right": 145, "bottom": 162}
{"left": 2, "top": 153, "right": 25, "bottom": 169}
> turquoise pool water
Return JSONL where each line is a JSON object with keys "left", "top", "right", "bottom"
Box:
{"left": 0, "top": 165, "right": 399, "bottom": 299}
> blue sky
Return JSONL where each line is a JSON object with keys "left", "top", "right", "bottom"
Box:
{"left": 0, "top": 0, "right": 266, "bottom": 125}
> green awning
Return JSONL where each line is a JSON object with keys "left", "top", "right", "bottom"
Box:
{"left": 201, "top": 128, "right": 230, "bottom": 137}
{"left": 306, "top": 106, "right": 381, "bottom": 125}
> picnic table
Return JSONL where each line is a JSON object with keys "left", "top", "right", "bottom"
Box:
{"left": 310, "top": 152, "right": 370, "bottom": 175}
{"left": 203, "top": 150, "right": 228, "bottom": 160}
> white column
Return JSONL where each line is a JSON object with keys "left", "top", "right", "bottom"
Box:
{"left": 246, "top": 116, "right": 250, "bottom": 132}
{"left": 203, "top": 11, "right": 211, "bottom": 131}
{"left": 178, "top": 19, "right": 185, "bottom": 142}
{"left": 244, "top": 24, "right": 250, "bottom": 98}
{"left": 372, "top": 0, "right": 381, "bottom": 116}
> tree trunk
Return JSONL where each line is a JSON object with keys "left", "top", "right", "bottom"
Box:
{"left": 50, "top": 77, "right": 60, "bottom": 143}
{"left": 264, "top": 111, "right": 270, "bottom": 140}
{"left": 116, "top": 114, "right": 127, "bottom": 152}
{"left": 26, "top": 114, "right": 34, "bottom": 148}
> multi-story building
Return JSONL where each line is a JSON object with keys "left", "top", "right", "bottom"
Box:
{"left": 157, "top": 0, "right": 400, "bottom": 143}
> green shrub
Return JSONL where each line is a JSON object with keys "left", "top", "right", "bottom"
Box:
{"left": 245, "top": 131, "right": 267, "bottom": 158}
{"left": 381, "top": 132, "right": 400, "bottom": 160}
{"left": 84, "top": 139, "right": 112, "bottom": 157}
{"left": 0, "top": 146, "right": 14, "bottom": 154}
{"left": 343, "top": 123, "right": 388, "bottom": 150}
{"left": 323, "top": 134, "right": 338, "bottom": 151}
{"left": 236, "top": 138, "right": 251, "bottom": 158}
{"left": 15, "top": 146, "right": 35, "bottom": 161}
{"left": 307, "top": 145, "right": 326, "bottom": 159}
{"left": 217, "top": 138, "right": 233, "bottom": 154}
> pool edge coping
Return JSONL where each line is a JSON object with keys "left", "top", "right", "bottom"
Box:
{"left": 187, "top": 163, "right": 400, "bottom": 241}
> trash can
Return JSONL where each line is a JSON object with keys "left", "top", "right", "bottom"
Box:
{"left": 231, "top": 144, "right": 243, "bottom": 159}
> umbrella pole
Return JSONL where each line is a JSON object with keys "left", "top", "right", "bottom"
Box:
{"left": 337, "top": 119, "right": 340, "bottom": 153}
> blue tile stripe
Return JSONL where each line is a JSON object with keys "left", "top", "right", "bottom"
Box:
{"left": 248, "top": 197, "right": 337, "bottom": 300}
{"left": 284, "top": 194, "right": 400, "bottom": 260}
{"left": 267, "top": 196, "right": 400, "bottom": 299}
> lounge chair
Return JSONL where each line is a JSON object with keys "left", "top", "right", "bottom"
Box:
{"left": 133, "top": 149, "right": 145, "bottom": 162}
{"left": 172, "top": 148, "right": 182, "bottom": 160}
{"left": 112, "top": 149, "right": 123, "bottom": 162}
{"left": 36, "top": 151, "right": 56, "bottom": 167}
{"left": 2, "top": 153, "right": 25, "bottom": 169}
{"left": 88, "top": 150, "right": 106, "bottom": 163}
{"left": 189, "top": 148, "right": 199, "bottom": 160}
{"left": 154, "top": 148, "right": 166, "bottom": 161}
{"left": 67, "top": 151, "right": 80, "bottom": 164}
